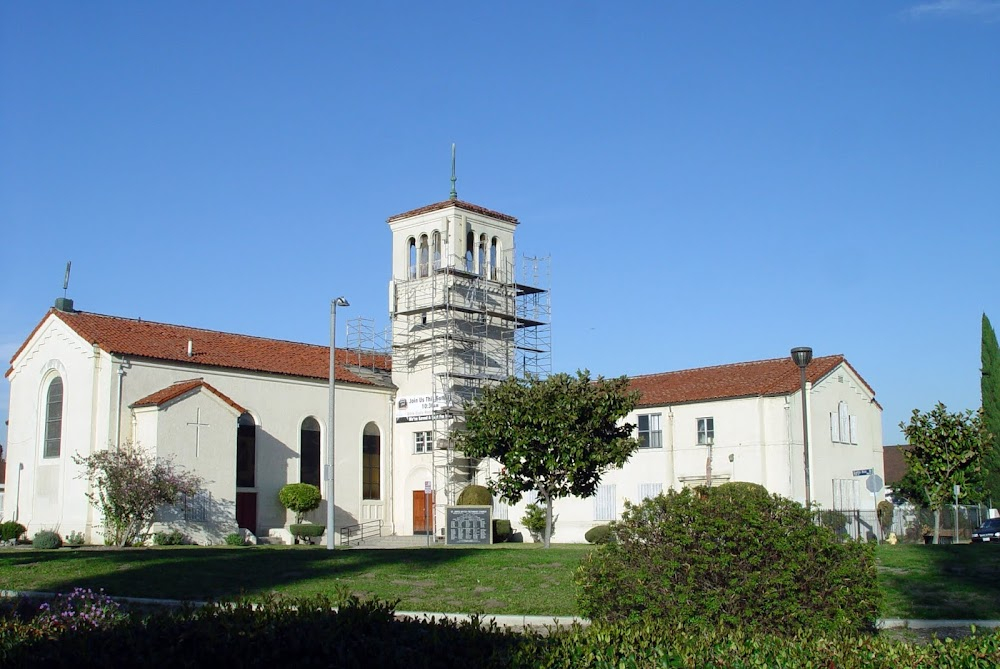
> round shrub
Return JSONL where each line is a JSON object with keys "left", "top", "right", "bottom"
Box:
{"left": 575, "top": 482, "right": 880, "bottom": 636}
{"left": 456, "top": 484, "right": 492, "bottom": 506}
{"left": 289, "top": 523, "right": 326, "bottom": 544}
{"left": 1, "top": 521, "right": 27, "bottom": 543}
{"left": 279, "top": 483, "right": 322, "bottom": 523}
{"left": 492, "top": 519, "right": 512, "bottom": 543}
{"left": 584, "top": 524, "right": 612, "bottom": 544}
{"left": 32, "top": 530, "right": 63, "bottom": 550}
{"left": 225, "top": 532, "right": 248, "bottom": 546}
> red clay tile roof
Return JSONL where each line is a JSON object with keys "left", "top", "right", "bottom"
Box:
{"left": 387, "top": 199, "right": 519, "bottom": 225}
{"left": 131, "top": 378, "right": 246, "bottom": 413}
{"left": 9, "top": 309, "right": 392, "bottom": 387}
{"left": 629, "top": 354, "right": 876, "bottom": 407}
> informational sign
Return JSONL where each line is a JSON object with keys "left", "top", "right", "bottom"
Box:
{"left": 852, "top": 468, "right": 873, "bottom": 477}
{"left": 395, "top": 394, "right": 445, "bottom": 423}
{"left": 424, "top": 480, "right": 432, "bottom": 494}
{"left": 445, "top": 506, "right": 492, "bottom": 545}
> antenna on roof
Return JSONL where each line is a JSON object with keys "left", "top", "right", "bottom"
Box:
{"left": 62, "top": 261, "right": 72, "bottom": 297}
{"left": 449, "top": 143, "right": 458, "bottom": 201}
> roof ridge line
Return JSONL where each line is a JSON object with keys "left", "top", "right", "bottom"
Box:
{"left": 628, "top": 353, "right": 845, "bottom": 380}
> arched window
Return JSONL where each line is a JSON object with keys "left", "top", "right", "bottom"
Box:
{"left": 490, "top": 237, "right": 499, "bottom": 280}
{"left": 362, "top": 422, "right": 381, "bottom": 500}
{"left": 300, "top": 416, "right": 321, "bottom": 487}
{"left": 237, "top": 413, "right": 256, "bottom": 488}
{"left": 43, "top": 376, "right": 64, "bottom": 458}
{"left": 418, "top": 235, "right": 429, "bottom": 278}
{"left": 432, "top": 231, "right": 442, "bottom": 270}
{"left": 407, "top": 237, "right": 417, "bottom": 279}
{"left": 478, "top": 234, "right": 488, "bottom": 276}
{"left": 465, "top": 230, "right": 475, "bottom": 272}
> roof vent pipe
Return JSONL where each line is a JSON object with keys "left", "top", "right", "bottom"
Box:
{"left": 187, "top": 340, "right": 193, "bottom": 357}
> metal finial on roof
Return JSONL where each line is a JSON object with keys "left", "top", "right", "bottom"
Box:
{"left": 449, "top": 143, "right": 457, "bottom": 201}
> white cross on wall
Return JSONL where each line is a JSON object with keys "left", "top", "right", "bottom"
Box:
{"left": 186, "top": 408, "right": 210, "bottom": 457}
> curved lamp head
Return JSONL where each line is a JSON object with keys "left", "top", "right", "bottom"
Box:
{"left": 333, "top": 297, "right": 350, "bottom": 308}
{"left": 790, "top": 346, "right": 813, "bottom": 369}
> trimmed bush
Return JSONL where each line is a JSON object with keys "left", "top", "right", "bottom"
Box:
{"left": 225, "top": 532, "right": 248, "bottom": 546}
{"left": 0, "top": 521, "right": 26, "bottom": 543}
{"left": 456, "top": 484, "right": 492, "bottom": 506}
{"left": 877, "top": 499, "right": 894, "bottom": 537}
{"left": 279, "top": 483, "right": 322, "bottom": 524}
{"left": 290, "top": 524, "right": 326, "bottom": 544}
{"left": 816, "top": 509, "right": 850, "bottom": 536}
{"left": 492, "top": 519, "right": 512, "bottom": 543}
{"left": 521, "top": 502, "right": 555, "bottom": 543}
{"left": 153, "top": 530, "right": 187, "bottom": 545}
{"left": 575, "top": 482, "right": 880, "bottom": 636}
{"left": 32, "top": 530, "right": 63, "bottom": 550}
{"left": 584, "top": 524, "right": 612, "bottom": 544}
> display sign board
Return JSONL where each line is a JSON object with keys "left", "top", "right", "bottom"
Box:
{"left": 852, "top": 468, "right": 873, "bottom": 477}
{"left": 395, "top": 394, "right": 445, "bottom": 423}
{"left": 445, "top": 506, "right": 492, "bottom": 545}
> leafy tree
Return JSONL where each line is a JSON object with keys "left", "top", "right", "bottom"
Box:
{"left": 983, "top": 313, "right": 1000, "bottom": 506}
{"left": 455, "top": 370, "right": 639, "bottom": 548}
{"left": 900, "top": 403, "right": 988, "bottom": 544}
{"left": 278, "top": 483, "right": 322, "bottom": 524}
{"left": 73, "top": 443, "right": 202, "bottom": 546}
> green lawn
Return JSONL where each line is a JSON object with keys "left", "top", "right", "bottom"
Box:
{"left": 0, "top": 544, "right": 590, "bottom": 616}
{"left": 2, "top": 542, "right": 999, "bottom": 619}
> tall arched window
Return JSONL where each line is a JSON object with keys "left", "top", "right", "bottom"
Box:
{"left": 465, "top": 231, "right": 475, "bottom": 272}
{"left": 432, "top": 231, "right": 442, "bottom": 270}
{"left": 490, "top": 237, "right": 499, "bottom": 279}
{"left": 362, "top": 422, "right": 381, "bottom": 500}
{"left": 236, "top": 413, "right": 256, "bottom": 488}
{"left": 478, "top": 234, "right": 488, "bottom": 276}
{"left": 43, "top": 376, "right": 64, "bottom": 458}
{"left": 407, "top": 237, "right": 417, "bottom": 278}
{"left": 300, "top": 416, "right": 321, "bottom": 487}
{"left": 418, "top": 234, "right": 429, "bottom": 277}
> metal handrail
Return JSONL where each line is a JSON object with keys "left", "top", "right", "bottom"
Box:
{"left": 340, "top": 519, "right": 383, "bottom": 546}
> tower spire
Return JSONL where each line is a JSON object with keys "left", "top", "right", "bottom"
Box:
{"left": 449, "top": 143, "right": 458, "bottom": 201}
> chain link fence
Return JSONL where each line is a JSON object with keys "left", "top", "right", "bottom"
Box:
{"left": 814, "top": 504, "right": 993, "bottom": 543}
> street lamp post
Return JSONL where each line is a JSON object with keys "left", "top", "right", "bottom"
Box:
{"left": 790, "top": 347, "right": 813, "bottom": 508}
{"left": 327, "top": 296, "right": 350, "bottom": 550}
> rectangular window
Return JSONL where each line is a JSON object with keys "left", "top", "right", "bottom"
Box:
{"left": 594, "top": 484, "right": 617, "bottom": 521}
{"left": 637, "top": 414, "right": 662, "bottom": 449}
{"left": 637, "top": 483, "right": 662, "bottom": 501}
{"left": 236, "top": 425, "right": 256, "bottom": 488}
{"left": 301, "top": 430, "right": 321, "bottom": 488}
{"left": 414, "top": 431, "right": 433, "bottom": 453}
{"left": 697, "top": 417, "right": 715, "bottom": 445}
{"left": 183, "top": 490, "right": 210, "bottom": 522}
{"left": 363, "top": 434, "right": 380, "bottom": 500}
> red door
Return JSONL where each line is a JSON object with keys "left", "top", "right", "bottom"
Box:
{"left": 412, "top": 490, "right": 434, "bottom": 535}
{"left": 236, "top": 492, "right": 257, "bottom": 535}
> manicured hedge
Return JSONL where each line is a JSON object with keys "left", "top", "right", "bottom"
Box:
{"left": 2, "top": 594, "right": 999, "bottom": 668}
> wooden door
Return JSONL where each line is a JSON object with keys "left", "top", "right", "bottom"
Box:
{"left": 236, "top": 492, "right": 257, "bottom": 535}
{"left": 412, "top": 490, "right": 434, "bottom": 535}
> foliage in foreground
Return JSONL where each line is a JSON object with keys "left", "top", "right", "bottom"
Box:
{"left": 576, "top": 482, "right": 880, "bottom": 636}
{"left": 278, "top": 483, "right": 322, "bottom": 524}
{"left": 2, "top": 592, "right": 1000, "bottom": 668}
{"left": 72, "top": 443, "right": 202, "bottom": 547}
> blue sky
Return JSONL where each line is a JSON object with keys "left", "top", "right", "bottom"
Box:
{"left": 2, "top": 1, "right": 999, "bottom": 451}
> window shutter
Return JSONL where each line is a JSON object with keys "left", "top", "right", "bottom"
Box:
{"left": 849, "top": 415, "right": 858, "bottom": 445}
{"left": 594, "top": 484, "right": 616, "bottom": 521}
{"left": 830, "top": 412, "right": 840, "bottom": 442}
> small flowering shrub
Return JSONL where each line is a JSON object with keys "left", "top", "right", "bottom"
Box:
{"left": 65, "top": 530, "right": 85, "bottom": 546}
{"left": 34, "top": 588, "right": 126, "bottom": 634}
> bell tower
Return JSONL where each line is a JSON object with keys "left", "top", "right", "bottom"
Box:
{"left": 387, "top": 148, "right": 550, "bottom": 535}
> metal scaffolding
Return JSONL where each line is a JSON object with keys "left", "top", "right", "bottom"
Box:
{"left": 391, "top": 253, "right": 551, "bottom": 533}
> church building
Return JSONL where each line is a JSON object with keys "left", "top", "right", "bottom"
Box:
{"left": 2, "top": 185, "right": 884, "bottom": 545}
